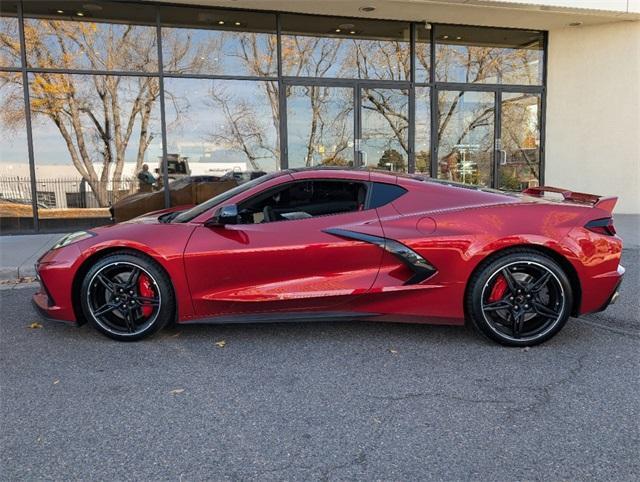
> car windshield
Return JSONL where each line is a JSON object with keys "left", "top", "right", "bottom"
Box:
{"left": 172, "top": 172, "right": 284, "bottom": 223}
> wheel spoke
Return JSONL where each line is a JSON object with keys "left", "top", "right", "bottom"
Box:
{"left": 93, "top": 303, "right": 118, "bottom": 317}
{"left": 133, "top": 296, "right": 160, "bottom": 306}
{"left": 123, "top": 307, "right": 136, "bottom": 333}
{"left": 96, "top": 274, "right": 116, "bottom": 292}
{"left": 501, "top": 267, "right": 522, "bottom": 293}
{"left": 528, "top": 271, "right": 552, "bottom": 294}
{"left": 126, "top": 267, "right": 141, "bottom": 289}
{"left": 483, "top": 299, "right": 512, "bottom": 312}
{"left": 512, "top": 310, "right": 525, "bottom": 338}
{"left": 532, "top": 301, "right": 560, "bottom": 319}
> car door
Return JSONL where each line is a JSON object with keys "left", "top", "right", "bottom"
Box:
{"left": 183, "top": 173, "right": 385, "bottom": 318}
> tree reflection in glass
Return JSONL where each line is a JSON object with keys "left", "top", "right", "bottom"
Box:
{"left": 437, "top": 91, "right": 494, "bottom": 186}
{"left": 287, "top": 86, "right": 354, "bottom": 168}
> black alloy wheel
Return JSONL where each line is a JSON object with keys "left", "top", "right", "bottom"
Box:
{"left": 467, "top": 250, "right": 573, "bottom": 346}
{"left": 81, "top": 252, "right": 174, "bottom": 341}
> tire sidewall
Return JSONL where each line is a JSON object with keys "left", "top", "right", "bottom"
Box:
{"left": 467, "top": 251, "right": 573, "bottom": 347}
{"left": 80, "top": 253, "right": 174, "bottom": 341}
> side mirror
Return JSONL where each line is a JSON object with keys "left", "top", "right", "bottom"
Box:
{"left": 205, "top": 204, "right": 238, "bottom": 227}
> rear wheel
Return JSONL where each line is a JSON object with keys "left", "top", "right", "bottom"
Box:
{"left": 466, "top": 250, "right": 573, "bottom": 347}
{"left": 80, "top": 252, "right": 175, "bottom": 341}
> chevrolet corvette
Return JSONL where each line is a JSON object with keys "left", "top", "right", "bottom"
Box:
{"left": 33, "top": 168, "right": 624, "bottom": 346}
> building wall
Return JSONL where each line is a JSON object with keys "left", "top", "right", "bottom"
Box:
{"left": 546, "top": 20, "right": 640, "bottom": 214}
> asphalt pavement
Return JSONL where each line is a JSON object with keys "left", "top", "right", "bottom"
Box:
{"left": 1, "top": 250, "right": 638, "bottom": 481}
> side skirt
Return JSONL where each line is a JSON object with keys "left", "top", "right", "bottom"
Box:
{"left": 180, "top": 311, "right": 379, "bottom": 325}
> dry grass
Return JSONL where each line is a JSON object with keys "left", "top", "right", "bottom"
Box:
{"left": 0, "top": 202, "right": 110, "bottom": 219}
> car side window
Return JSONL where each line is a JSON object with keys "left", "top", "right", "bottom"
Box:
{"left": 238, "top": 180, "right": 368, "bottom": 224}
{"left": 369, "top": 182, "right": 407, "bottom": 208}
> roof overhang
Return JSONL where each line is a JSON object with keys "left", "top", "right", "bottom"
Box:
{"left": 153, "top": 0, "right": 640, "bottom": 30}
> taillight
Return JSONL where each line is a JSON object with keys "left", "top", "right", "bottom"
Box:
{"left": 585, "top": 217, "right": 616, "bottom": 236}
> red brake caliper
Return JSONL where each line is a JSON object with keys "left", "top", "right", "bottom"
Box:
{"left": 138, "top": 273, "right": 155, "bottom": 318}
{"left": 489, "top": 275, "right": 508, "bottom": 302}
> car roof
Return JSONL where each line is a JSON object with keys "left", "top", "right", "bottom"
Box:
{"left": 285, "top": 166, "right": 398, "bottom": 180}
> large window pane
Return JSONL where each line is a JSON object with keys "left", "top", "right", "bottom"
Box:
{"left": 160, "top": 7, "right": 277, "bottom": 76}
{"left": 0, "top": 1, "right": 20, "bottom": 68}
{"left": 435, "top": 26, "right": 543, "bottom": 85}
{"left": 23, "top": 2, "right": 158, "bottom": 72}
{"left": 415, "top": 87, "right": 431, "bottom": 174}
{"left": 282, "top": 15, "right": 410, "bottom": 80}
{"left": 0, "top": 73, "right": 35, "bottom": 231}
{"left": 164, "top": 78, "right": 279, "bottom": 173}
{"left": 415, "top": 24, "right": 431, "bottom": 83}
{"left": 287, "top": 85, "right": 354, "bottom": 168}
{"left": 499, "top": 92, "right": 541, "bottom": 190}
{"left": 437, "top": 90, "right": 495, "bottom": 187}
{"left": 361, "top": 88, "right": 409, "bottom": 172}
{"left": 29, "top": 74, "right": 163, "bottom": 223}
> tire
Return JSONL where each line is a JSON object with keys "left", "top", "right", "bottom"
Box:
{"left": 466, "top": 249, "right": 573, "bottom": 347}
{"left": 80, "top": 251, "right": 175, "bottom": 341}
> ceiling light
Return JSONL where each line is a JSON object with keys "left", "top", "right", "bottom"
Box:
{"left": 234, "top": 21, "right": 241, "bottom": 26}
{"left": 218, "top": 20, "right": 225, "bottom": 25}
{"left": 76, "top": 12, "right": 84, "bottom": 17}
{"left": 335, "top": 28, "right": 341, "bottom": 33}
{"left": 349, "top": 30, "right": 357, "bottom": 35}
{"left": 359, "top": 6, "right": 375, "bottom": 12}
{"left": 442, "top": 35, "right": 449, "bottom": 39}
{"left": 455, "top": 36, "right": 462, "bottom": 40}
{"left": 56, "top": 9, "right": 64, "bottom": 14}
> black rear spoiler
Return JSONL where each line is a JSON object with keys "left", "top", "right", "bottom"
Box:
{"left": 523, "top": 186, "right": 617, "bottom": 214}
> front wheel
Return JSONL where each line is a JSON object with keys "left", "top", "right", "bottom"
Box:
{"left": 80, "top": 252, "right": 175, "bottom": 341}
{"left": 466, "top": 250, "right": 573, "bottom": 347}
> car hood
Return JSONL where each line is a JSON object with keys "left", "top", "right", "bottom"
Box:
{"left": 123, "top": 204, "right": 194, "bottom": 224}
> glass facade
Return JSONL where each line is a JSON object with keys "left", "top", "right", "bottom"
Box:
{"left": 0, "top": 1, "right": 546, "bottom": 233}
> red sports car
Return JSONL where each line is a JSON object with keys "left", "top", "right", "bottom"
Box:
{"left": 33, "top": 168, "right": 624, "bottom": 346}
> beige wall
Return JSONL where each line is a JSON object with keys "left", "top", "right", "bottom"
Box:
{"left": 546, "top": 21, "right": 640, "bottom": 214}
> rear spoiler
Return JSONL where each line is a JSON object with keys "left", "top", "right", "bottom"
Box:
{"left": 523, "top": 186, "right": 618, "bottom": 214}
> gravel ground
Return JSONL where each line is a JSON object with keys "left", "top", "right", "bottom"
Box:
{"left": 1, "top": 249, "right": 638, "bottom": 481}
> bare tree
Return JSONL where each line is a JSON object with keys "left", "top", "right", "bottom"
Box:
{"left": 0, "top": 19, "right": 204, "bottom": 206}
{"left": 206, "top": 83, "right": 277, "bottom": 171}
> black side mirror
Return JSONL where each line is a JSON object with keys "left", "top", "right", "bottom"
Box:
{"left": 205, "top": 204, "right": 238, "bottom": 227}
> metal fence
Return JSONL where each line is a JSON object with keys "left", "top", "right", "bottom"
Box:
{"left": 0, "top": 176, "right": 138, "bottom": 209}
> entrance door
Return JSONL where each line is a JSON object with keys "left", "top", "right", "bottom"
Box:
{"left": 435, "top": 89, "right": 543, "bottom": 189}
{"left": 497, "top": 92, "right": 542, "bottom": 190}
{"left": 285, "top": 82, "right": 409, "bottom": 172}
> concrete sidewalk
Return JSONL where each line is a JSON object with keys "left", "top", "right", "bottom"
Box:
{"left": 0, "top": 215, "right": 638, "bottom": 281}
{"left": 0, "top": 233, "right": 62, "bottom": 281}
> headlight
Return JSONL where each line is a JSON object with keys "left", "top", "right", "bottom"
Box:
{"left": 51, "top": 231, "right": 96, "bottom": 250}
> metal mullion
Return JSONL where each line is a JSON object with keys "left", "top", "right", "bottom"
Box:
{"left": 354, "top": 82, "right": 361, "bottom": 167}
{"left": 163, "top": 72, "right": 278, "bottom": 82}
{"left": 429, "top": 24, "right": 437, "bottom": 179}
{"left": 539, "top": 31, "right": 549, "bottom": 186}
{"left": 493, "top": 90, "right": 502, "bottom": 190}
{"left": 156, "top": 8, "right": 171, "bottom": 208}
{"left": 284, "top": 77, "right": 410, "bottom": 89}
{"left": 281, "top": 77, "right": 355, "bottom": 87}
{"left": 23, "top": 67, "right": 158, "bottom": 77}
{"left": 434, "top": 81, "right": 543, "bottom": 93}
{"left": 17, "top": 1, "right": 39, "bottom": 232}
{"left": 277, "top": 13, "right": 287, "bottom": 170}
{"left": 408, "top": 22, "right": 416, "bottom": 173}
